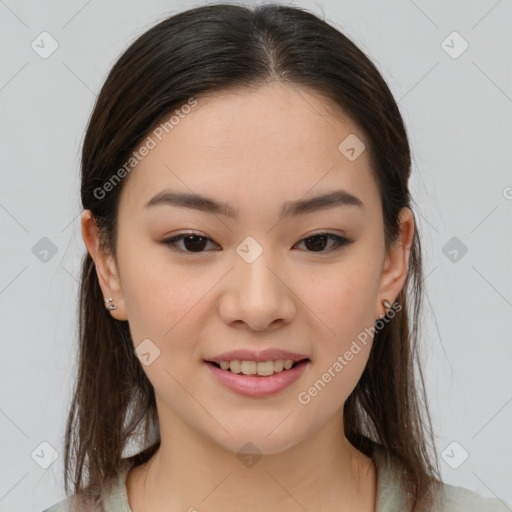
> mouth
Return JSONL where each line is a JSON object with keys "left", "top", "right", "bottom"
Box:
{"left": 204, "top": 357, "right": 310, "bottom": 397}
{"left": 205, "top": 358, "right": 310, "bottom": 377}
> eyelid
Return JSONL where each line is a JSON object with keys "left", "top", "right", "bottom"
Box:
{"left": 295, "top": 232, "right": 353, "bottom": 252}
{"left": 162, "top": 231, "right": 220, "bottom": 252}
{"left": 161, "top": 230, "right": 354, "bottom": 254}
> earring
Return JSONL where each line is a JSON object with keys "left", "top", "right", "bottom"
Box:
{"left": 105, "top": 297, "right": 117, "bottom": 311}
{"left": 379, "top": 299, "right": 391, "bottom": 319}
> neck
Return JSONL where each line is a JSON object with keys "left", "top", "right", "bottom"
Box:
{"left": 126, "top": 407, "right": 376, "bottom": 512}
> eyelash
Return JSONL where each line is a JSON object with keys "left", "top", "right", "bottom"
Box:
{"left": 161, "top": 231, "right": 353, "bottom": 254}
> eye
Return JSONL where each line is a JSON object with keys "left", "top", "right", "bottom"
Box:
{"left": 161, "top": 231, "right": 353, "bottom": 254}
{"left": 161, "top": 232, "right": 220, "bottom": 253}
{"left": 294, "top": 232, "right": 354, "bottom": 253}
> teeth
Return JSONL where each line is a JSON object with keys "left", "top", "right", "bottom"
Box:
{"left": 217, "top": 359, "right": 299, "bottom": 376}
{"left": 241, "top": 360, "right": 257, "bottom": 375}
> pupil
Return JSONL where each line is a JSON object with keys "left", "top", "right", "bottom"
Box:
{"left": 305, "top": 235, "right": 327, "bottom": 252}
{"left": 184, "top": 235, "right": 207, "bottom": 252}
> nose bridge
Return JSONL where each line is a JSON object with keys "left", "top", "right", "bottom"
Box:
{"left": 219, "top": 234, "right": 295, "bottom": 330}
{"left": 234, "top": 234, "right": 280, "bottom": 298}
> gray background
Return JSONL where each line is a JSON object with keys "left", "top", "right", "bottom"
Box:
{"left": 0, "top": 0, "right": 511, "bottom": 510}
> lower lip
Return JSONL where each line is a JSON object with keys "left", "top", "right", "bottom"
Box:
{"left": 204, "top": 360, "right": 309, "bottom": 397}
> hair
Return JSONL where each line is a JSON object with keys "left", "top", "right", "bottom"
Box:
{"left": 65, "top": 2, "right": 444, "bottom": 510}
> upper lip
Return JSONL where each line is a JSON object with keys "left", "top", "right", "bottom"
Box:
{"left": 205, "top": 349, "right": 310, "bottom": 364}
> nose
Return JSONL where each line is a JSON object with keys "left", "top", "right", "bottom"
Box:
{"left": 218, "top": 247, "right": 297, "bottom": 332}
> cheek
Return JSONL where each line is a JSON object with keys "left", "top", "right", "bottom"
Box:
{"left": 297, "top": 345, "right": 370, "bottom": 425}
{"left": 117, "top": 240, "right": 202, "bottom": 347}
{"left": 300, "top": 261, "right": 379, "bottom": 348}
{"left": 296, "top": 271, "right": 376, "bottom": 415}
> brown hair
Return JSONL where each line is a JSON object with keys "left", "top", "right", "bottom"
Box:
{"left": 65, "top": 3, "right": 443, "bottom": 510}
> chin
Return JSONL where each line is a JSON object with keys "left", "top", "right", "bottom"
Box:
{"left": 206, "top": 425, "right": 305, "bottom": 457}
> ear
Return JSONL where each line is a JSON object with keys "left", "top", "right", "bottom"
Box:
{"left": 376, "top": 207, "right": 415, "bottom": 319}
{"left": 80, "top": 210, "right": 128, "bottom": 321}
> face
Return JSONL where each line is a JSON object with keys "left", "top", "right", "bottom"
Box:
{"left": 83, "top": 83, "right": 413, "bottom": 456}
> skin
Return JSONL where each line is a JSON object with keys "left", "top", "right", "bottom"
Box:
{"left": 81, "top": 82, "right": 414, "bottom": 512}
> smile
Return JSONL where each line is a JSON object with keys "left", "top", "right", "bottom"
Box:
{"left": 204, "top": 359, "right": 310, "bottom": 397}
{"left": 210, "top": 359, "right": 307, "bottom": 376}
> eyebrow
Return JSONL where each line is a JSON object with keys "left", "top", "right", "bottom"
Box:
{"left": 143, "top": 188, "right": 364, "bottom": 218}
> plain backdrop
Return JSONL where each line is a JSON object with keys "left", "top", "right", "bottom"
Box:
{"left": 0, "top": 0, "right": 511, "bottom": 510}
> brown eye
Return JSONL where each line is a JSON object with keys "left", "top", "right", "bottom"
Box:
{"left": 295, "top": 233, "right": 353, "bottom": 253}
{"left": 161, "top": 232, "right": 353, "bottom": 254}
{"left": 162, "top": 233, "right": 219, "bottom": 253}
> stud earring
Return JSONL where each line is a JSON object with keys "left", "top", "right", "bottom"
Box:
{"left": 104, "top": 297, "right": 117, "bottom": 311}
{"left": 379, "top": 299, "right": 391, "bottom": 319}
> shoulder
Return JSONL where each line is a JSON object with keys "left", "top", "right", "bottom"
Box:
{"left": 372, "top": 444, "right": 510, "bottom": 512}
{"left": 41, "top": 468, "right": 132, "bottom": 512}
{"left": 439, "top": 482, "right": 510, "bottom": 511}
{"left": 41, "top": 497, "right": 70, "bottom": 512}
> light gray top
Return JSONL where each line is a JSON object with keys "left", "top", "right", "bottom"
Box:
{"left": 42, "top": 445, "right": 510, "bottom": 511}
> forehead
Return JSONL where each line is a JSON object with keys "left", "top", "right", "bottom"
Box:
{"left": 118, "top": 83, "right": 379, "bottom": 215}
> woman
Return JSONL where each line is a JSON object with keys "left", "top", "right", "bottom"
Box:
{"left": 43, "top": 3, "right": 507, "bottom": 511}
